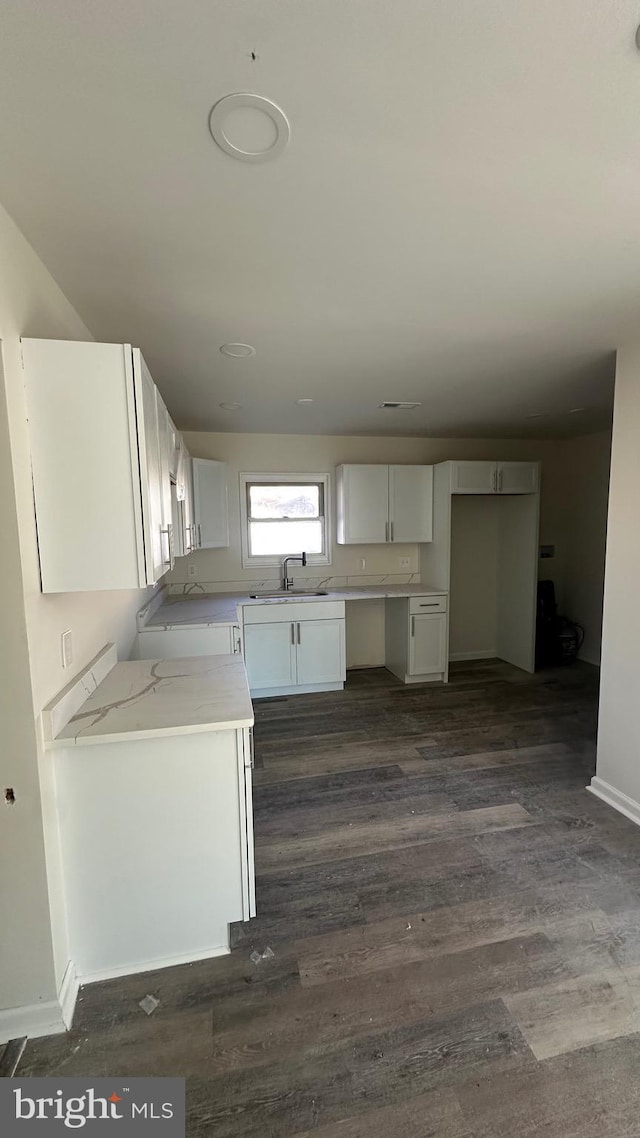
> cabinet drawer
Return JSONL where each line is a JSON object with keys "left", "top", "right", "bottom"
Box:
{"left": 243, "top": 601, "right": 345, "bottom": 624}
{"left": 409, "top": 595, "right": 448, "bottom": 614}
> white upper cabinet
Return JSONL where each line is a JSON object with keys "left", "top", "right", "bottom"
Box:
{"left": 498, "top": 462, "right": 539, "bottom": 494}
{"left": 192, "top": 458, "right": 230, "bottom": 549}
{"left": 171, "top": 436, "right": 196, "bottom": 558}
{"left": 22, "top": 338, "right": 173, "bottom": 591}
{"left": 389, "top": 465, "right": 433, "bottom": 542}
{"left": 450, "top": 460, "right": 538, "bottom": 495}
{"left": 336, "top": 464, "right": 433, "bottom": 544}
{"left": 450, "top": 461, "right": 496, "bottom": 494}
{"left": 336, "top": 465, "right": 389, "bottom": 543}
{"left": 136, "top": 355, "right": 171, "bottom": 582}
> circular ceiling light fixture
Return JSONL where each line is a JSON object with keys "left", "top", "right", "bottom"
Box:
{"left": 219, "top": 342, "right": 256, "bottom": 358}
{"left": 208, "top": 93, "right": 290, "bottom": 163}
{"left": 219, "top": 401, "right": 243, "bottom": 411}
{"left": 296, "top": 398, "right": 314, "bottom": 405}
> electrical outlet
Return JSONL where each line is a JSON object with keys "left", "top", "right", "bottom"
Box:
{"left": 359, "top": 558, "right": 366, "bottom": 570}
{"left": 61, "top": 629, "right": 73, "bottom": 669}
{"left": 187, "top": 563, "right": 197, "bottom": 579}
{"left": 399, "top": 557, "right": 411, "bottom": 570}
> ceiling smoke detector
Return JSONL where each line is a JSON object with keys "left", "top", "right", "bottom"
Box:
{"left": 379, "top": 401, "right": 422, "bottom": 410}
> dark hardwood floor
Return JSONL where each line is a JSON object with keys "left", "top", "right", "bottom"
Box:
{"left": 17, "top": 660, "right": 640, "bottom": 1135}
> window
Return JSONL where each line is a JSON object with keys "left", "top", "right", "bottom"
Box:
{"left": 240, "top": 472, "right": 331, "bottom": 567}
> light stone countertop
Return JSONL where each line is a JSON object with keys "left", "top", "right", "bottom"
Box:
{"left": 48, "top": 654, "right": 254, "bottom": 748}
{"left": 143, "top": 583, "right": 448, "bottom": 631}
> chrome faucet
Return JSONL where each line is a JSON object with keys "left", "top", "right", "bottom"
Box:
{"left": 282, "top": 552, "right": 307, "bottom": 591}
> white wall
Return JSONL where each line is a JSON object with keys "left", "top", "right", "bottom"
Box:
{"left": 594, "top": 346, "right": 640, "bottom": 807}
{"left": 0, "top": 202, "right": 149, "bottom": 1024}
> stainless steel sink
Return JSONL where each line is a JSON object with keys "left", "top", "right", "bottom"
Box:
{"left": 249, "top": 590, "right": 328, "bottom": 599}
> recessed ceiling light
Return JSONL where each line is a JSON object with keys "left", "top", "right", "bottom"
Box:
{"left": 379, "top": 401, "right": 422, "bottom": 410}
{"left": 568, "top": 407, "right": 585, "bottom": 413}
{"left": 219, "top": 401, "right": 242, "bottom": 411}
{"left": 208, "top": 93, "right": 291, "bottom": 163}
{"left": 220, "top": 343, "right": 255, "bottom": 358}
{"left": 296, "top": 398, "right": 314, "bottom": 405}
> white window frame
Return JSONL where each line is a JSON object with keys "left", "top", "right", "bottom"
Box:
{"left": 239, "top": 471, "right": 332, "bottom": 569}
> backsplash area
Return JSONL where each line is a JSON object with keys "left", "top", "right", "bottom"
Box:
{"left": 167, "top": 572, "right": 421, "bottom": 595}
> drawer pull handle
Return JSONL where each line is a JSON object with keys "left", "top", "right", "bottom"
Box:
{"left": 419, "top": 603, "right": 439, "bottom": 607}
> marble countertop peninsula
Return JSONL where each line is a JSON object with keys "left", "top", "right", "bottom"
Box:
{"left": 143, "top": 583, "right": 448, "bottom": 631}
{"left": 47, "top": 653, "right": 253, "bottom": 748}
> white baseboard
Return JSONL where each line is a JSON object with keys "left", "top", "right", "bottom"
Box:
{"left": 0, "top": 942, "right": 229, "bottom": 1044}
{"left": 587, "top": 777, "right": 640, "bottom": 828}
{"left": 0, "top": 1000, "right": 66, "bottom": 1047}
{"left": 449, "top": 650, "right": 497, "bottom": 662}
{"left": 76, "top": 943, "right": 229, "bottom": 986}
{"left": 0, "top": 959, "right": 81, "bottom": 1046}
{"left": 58, "top": 960, "right": 80, "bottom": 1029}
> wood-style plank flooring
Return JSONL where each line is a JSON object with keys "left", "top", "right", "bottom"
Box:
{"left": 17, "top": 660, "right": 640, "bottom": 1135}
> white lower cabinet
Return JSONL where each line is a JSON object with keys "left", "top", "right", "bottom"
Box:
{"left": 385, "top": 595, "right": 449, "bottom": 683}
{"left": 409, "top": 613, "right": 448, "bottom": 676}
{"left": 243, "top": 601, "right": 346, "bottom": 696}
{"left": 243, "top": 622, "right": 297, "bottom": 690}
{"left": 136, "top": 623, "right": 242, "bottom": 659}
{"left": 295, "top": 619, "right": 346, "bottom": 685}
{"left": 53, "top": 725, "right": 255, "bottom": 980}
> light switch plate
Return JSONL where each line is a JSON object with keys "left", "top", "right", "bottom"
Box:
{"left": 61, "top": 629, "right": 73, "bottom": 669}
{"left": 187, "top": 563, "right": 197, "bottom": 578}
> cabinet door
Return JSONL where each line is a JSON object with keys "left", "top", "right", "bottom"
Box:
{"left": 295, "top": 619, "right": 346, "bottom": 685}
{"left": 497, "top": 462, "right": 539, "bottom": 494}
{"left": 450, "top": 461, "right": 497, "bottom": 494}
{"left": 244, "top": 622, "right": 296, "bottom": 690}
{"left": 182, "top": 455, "right": 196, "bottom": 553}
{"left": 136, "top": 355, "right": 171, "bottom": 582}
{"left": 337, "top": 465, "right": 389, "bottom": 543}
{"left": 239, "top": 729, "right": 256, "bottom": 920}
{"left": 409, "top": 613, "right": 448, "bottom": 675}
{"left": 389, "top": 465, "right": 433, "bottom": 542}
{"left": 156, "top": 396, "right": 174, "bottom": 561}
{"left": 193, "top": 458, "right": 230, "bottom": 548}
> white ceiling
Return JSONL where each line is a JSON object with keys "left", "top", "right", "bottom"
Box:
{"left": 3, "top": 1, "right": 639, "bottom": 437}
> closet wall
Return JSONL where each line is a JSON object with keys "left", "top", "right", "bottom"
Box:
{"left": 422, "top": 462, "right": 539, "bottom": 673}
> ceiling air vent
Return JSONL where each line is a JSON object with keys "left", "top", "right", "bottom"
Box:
{"left": 379, "top": 401, "right": 422, "bottom": 410}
